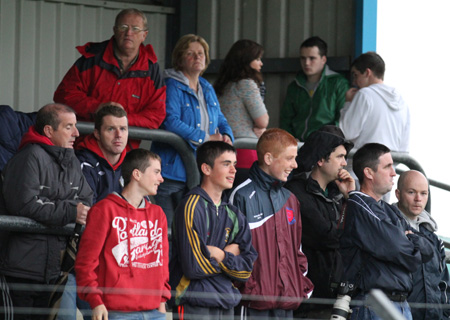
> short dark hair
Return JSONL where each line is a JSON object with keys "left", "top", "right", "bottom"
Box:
{"left": 115, "top": 8, "right": 148, "bottom": 30}
{"left": 196, "top": 141, "right": 236, "bottom": 178}
{"left": 351, "top": 52, "right": 385, "bottom": 80}
{"left": 300, "top": 36, "right": 328, "bottom": 57}
{"left": 35, "top": 103, "right": 75, "bottom": 135}
{"left": 121, "top": 149, "right": 161, "bottom": 186}
{"left": 94, "top": 105, "right": 128, "bottom": 130}
{"left": 353, "top": 143, "right": 391, "bottom": 184}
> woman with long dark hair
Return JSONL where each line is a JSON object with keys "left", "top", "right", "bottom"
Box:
{"left": 214, "top": 39, "right": 269, "bottom": 176}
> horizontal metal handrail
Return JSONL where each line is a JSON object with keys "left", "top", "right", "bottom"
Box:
{"left": 0, "top": 216, "right": 76, "bottom": 236}
{"left": 2, "top": 134, "right": 450, "bottom": 244}
{"left": 76, "top": 122, "right": 200, "bottom": 189}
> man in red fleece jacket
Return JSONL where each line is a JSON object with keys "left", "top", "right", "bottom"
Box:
{"left": 54, "top": 8, "right": 166, "bottom": 148}
{"left": 75, "top": 149, "right": 170, "bottom": 320}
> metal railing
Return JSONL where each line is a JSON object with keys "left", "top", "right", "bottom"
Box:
{"left": 1, "top": 127, "right": 450, "bottom": 319}
{"left": 77, "top": 122, "right": 200, "bottom": 190}
{"left": 1, "top": 128, "right": 450, "bottom": 241}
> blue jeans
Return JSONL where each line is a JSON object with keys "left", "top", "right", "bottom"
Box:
{"left": 56, "top": 273, "right": 91, "bottom": 320}
{"left": 351, "top": 295, "right": 412, "bottom": 320}
{"left": 108, "top": 309, "right": 166, "bottom": 320}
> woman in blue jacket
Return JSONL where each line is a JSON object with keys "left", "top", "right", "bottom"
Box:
{"left": 153, "top": 34, "right": 234, "bottom": 229}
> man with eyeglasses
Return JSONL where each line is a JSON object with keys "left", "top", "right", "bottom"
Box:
{"left": 54, "top": 8, "right": 166, "bottom": 148}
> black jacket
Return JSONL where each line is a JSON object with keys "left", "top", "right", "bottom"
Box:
{"left": 285, "top": 172, "right": 345, "bottom": 302}
{"left": 1, "top": 138, "right": 93, "bottom": 283}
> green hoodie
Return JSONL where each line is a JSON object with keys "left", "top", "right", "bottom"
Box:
{"left": 280, "top": 65, "right": 349, "bottom": 141}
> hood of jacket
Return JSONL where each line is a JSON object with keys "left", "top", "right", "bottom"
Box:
{"left": 19, "top": 125, "right": 54, "bottom": 149}
{"left": 365, "top": 83, "right": 406, "bottom": 111}
{"left": 393, "top": 202, "right": 438, "bottom": 232}
{"left": 295, "top": 65, "right": 339, "bottom": 87}
{"left": 19, "top": 126, "right": 76, "bottom": 169}
{"left": 76, "top": 134, "right": 126, "bottom": 171}
{"left": 163, "top": 68, "right": 190, "bottom": 86}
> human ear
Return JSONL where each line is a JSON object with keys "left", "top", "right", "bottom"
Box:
{"left": 317, "top": 158, "right": 325, "bottom": 168}
{"left": 264, "top": 153, "right": 272, "bottom": 166}
{"left": 201, "top": 163, "right": 211, "bottom": 176}
{"left": 395, "top": 189, "right": 400, "bottom": 201}
{"left": 93, "top": 129, "right": 100, "bottom": 141}
{"left": 364, "top": 167, "right": 373, "bottom": 180}
{"left": 43, "top": 125, "right": 53, "bottom": 139}
{"left": 132, "top": 169, "right": 141, "bottom": 181}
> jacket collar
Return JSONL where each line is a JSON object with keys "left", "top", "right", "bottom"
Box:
{"left": 249, "top": 162, "right": 284, "bottom": 192}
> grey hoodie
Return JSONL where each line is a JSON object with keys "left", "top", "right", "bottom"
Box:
{"left": 393, "top": 202, "right": 438, "bottom": 233}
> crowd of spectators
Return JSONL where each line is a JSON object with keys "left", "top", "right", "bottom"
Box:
{"left": 1, "top": 7, "right": 448, "bottom": 320}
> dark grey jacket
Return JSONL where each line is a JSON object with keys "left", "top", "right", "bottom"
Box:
{"left": 1, "top": 141, "right": 93, "bottom": 283}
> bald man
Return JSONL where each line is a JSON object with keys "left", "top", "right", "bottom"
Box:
{"left": 394, "top": 170, "right": 450, "bottom": 320}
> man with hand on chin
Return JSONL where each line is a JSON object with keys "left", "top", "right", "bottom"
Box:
{"left": 285, "top": 125, "right": 354, "bottom": 319}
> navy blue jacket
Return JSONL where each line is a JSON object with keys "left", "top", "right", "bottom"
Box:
{"left": 0, "top": 105, "right": 36, "bottom": 172}
{"left": 410, "top": 224, "right": 450, "bottom": 319}
{"left": 75, "top": 134, "right": 127, "bottom": 204}
{"left": 169, "top": 186, "right": 257, "bottom": 309}
{"left": 340, "top": 191, "right": 433, "bottom": 295}
{"left": 394, "top": 205, "right": 450, "bottom": 320}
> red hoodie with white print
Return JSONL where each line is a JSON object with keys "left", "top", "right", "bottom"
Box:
{"left": 75, "top": 192, "right": 170, "bottom": 311}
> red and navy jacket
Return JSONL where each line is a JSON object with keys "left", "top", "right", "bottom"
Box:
{"left": 54, "top": 37, "right": 166, "bottom": 131}
{"left": 169, "top": 186, "right": 257, "bottom": 309}
{"left": 230, "top": 162, "right": 314, "bottom": 310}
{"left": 75, "top": 134, "right": 127, "bottom": 204}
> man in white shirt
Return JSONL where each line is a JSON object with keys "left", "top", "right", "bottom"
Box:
{"left": 339, "top": 52, "right": 410, "bottom": 152}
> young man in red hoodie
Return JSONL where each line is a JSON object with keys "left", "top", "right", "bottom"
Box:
{"left": 75, "top": 149, "right": 170, "bottom": 320}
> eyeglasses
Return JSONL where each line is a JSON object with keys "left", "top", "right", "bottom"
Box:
{"left": 115, "top": 24, "right": 147, "bottom": 33}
